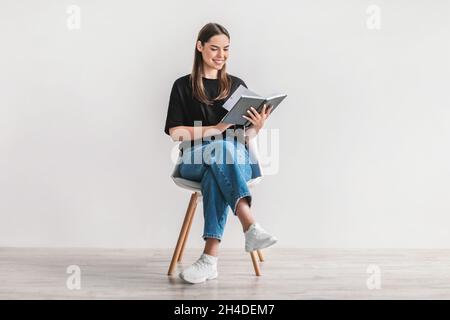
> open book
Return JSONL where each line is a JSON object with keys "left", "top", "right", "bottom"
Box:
{"left": 220, "top": 85, "right": 287, "bottom": 126}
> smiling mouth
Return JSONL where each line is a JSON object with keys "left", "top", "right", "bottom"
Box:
{"left": 213, "top": 59, "right": 224, "bottom": 64}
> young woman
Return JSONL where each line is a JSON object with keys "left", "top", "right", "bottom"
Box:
{"left": 164, "top": 22, "right": 277, "bottom": 284}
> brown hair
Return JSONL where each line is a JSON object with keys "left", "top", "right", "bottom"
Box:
{"left": 190, "top": 22, "right": 231, "bottom": 105}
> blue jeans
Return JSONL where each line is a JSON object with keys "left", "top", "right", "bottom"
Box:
{"left": 179, "top": 138, "right": 253, "bottom": 241}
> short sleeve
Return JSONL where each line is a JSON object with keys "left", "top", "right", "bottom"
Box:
{"left": 164, "top": 81, "right": 185, "bottom": 136}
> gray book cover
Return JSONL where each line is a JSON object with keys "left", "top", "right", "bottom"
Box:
{"left": 221, "top": 85, "right": 287, "bottom": 126}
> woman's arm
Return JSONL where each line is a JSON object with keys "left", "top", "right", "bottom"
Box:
{"left": 168, "top": 123, "right": 233, "bottom": 142}
{"left": 244, "top": 126, "right": 259, "bottom": 143}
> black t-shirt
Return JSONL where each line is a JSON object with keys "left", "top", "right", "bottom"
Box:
{"left": 164, "top": 74, "right": 247, "bottom": 143}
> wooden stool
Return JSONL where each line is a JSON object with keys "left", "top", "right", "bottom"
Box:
{"left": 167, "top": 192, "right": 264, "bottom": 276}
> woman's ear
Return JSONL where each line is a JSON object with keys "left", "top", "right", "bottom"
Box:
{"left": 196, "top": 40, "right": 203, "bottom": 52}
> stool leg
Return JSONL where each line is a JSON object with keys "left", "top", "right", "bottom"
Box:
{"left": 178, "top": 193, "right": 198, "bottom": 262}
{"left": 257, "top": 250, "right": 264, "bottom": 262}
{"left": 168, "top": 192, "right": 199, "bottom": 276}
{"left": 250, "top": 251, "right": 261, "bottom": 276}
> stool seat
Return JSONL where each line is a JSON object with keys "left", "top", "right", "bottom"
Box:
{"left": 172, "top": 175, "right": 262, "bottom": 192}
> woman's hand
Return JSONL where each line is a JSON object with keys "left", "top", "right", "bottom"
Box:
{"left": 242, "top": 104, "right": 273, "bottom": 132}
{"left": 215, "top": 122, "right": 234, "bottom": 133}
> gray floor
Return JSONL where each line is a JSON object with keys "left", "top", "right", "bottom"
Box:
{"left": 1, "top": 247, "right": 450, "bottom": 299}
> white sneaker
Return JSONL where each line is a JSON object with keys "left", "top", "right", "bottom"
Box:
{"left": 179, "top": 253, "right": 218, "bottom": 284}
{"left": 244, "top": 223, "right": 278, "bottom": 252}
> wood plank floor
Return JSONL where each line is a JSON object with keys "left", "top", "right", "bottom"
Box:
{"left": 1, "top": 248, "right": 450, "bottom": 299}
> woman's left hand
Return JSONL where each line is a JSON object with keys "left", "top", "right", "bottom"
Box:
{"left": 242, "top": 104, "right": 273, "bottom": 132}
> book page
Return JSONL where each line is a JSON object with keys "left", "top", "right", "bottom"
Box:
{"left": 222, "top": 85, "right": 259, "bottom": 111}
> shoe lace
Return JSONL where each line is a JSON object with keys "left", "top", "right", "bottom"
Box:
{"left": 192, "top": 257, "right": 211, "bottom": 270}
{"left": 254, "top": 226, "right": 269, "bottom": 240}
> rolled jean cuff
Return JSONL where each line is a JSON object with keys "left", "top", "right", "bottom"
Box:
{"left": 203, "top": 233, "right": 222, "bottom": 242}
{"left": 232, "top": 193, "right": 252, "bottom": 215}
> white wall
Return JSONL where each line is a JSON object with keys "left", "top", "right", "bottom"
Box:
{"left": 1, "top": 0, "right": 449, "bottom": 248}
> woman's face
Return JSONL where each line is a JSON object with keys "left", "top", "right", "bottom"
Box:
{"left": 197, "top": 34, "right": 229, "bottom": 71}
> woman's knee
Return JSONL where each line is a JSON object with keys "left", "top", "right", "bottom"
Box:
{"left": 205, "top": 139, "right": 242, "bottom": 165}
